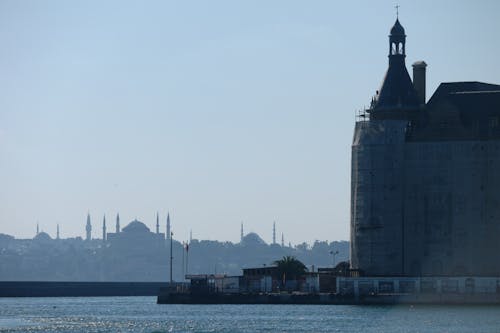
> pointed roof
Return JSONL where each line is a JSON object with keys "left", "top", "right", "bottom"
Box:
{"left": 390, "top": 19, "right": 405, "bottom": 36}
{"left": 371, "top": 19, "right": 419, "bottom": 117}
{"left": 373, "top": 60, "right": 419, "bottom": 112}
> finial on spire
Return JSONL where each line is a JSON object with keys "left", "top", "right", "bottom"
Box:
{"left": 395, "top": 4, "right": 400, "bottom": 19}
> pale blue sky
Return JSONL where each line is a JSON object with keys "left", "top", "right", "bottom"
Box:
{"left": 1, "top": 1, "right": 499, "bottom": 243}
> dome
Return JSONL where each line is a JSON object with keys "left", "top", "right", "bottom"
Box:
{"left": 241, "top": 232, "right": 267, "bottom": 246}
{"left": 34, "top": 232, "right": 52, "bottom": 241}
{"left": 390, "top": 19, "right": 405, "bottom": 36}
{"left": 122, "top": 220, "right": 150, "bottom": 233}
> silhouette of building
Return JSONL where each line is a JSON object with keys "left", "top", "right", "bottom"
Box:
{"left": 272, "top": 221, "right": 276, "bottom": 245}
{"left": 351, "top": 19, "right": 500, "bottom": 277}
{"left": 102, "top": 215, "right": 106, "bottom": 242}
{"left": 115, "top": 213, "right": 120, "bottom": 233}
{"left": 85, "top": 213, "right": 92, "bottom": 241}
{"left": 166, "top": 213, "right": 171, "bottom": 240}
{"left": 106, "top": 219, "right": 165, "bottom": 250}
{"left": 240, "top": 222, "right": 244, "bottom": 243}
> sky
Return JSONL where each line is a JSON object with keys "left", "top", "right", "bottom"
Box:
{"left": 1, "top": 1, "right": 500, "bottom": 244}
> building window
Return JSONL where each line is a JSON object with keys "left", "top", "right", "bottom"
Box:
{"left": 489, "top": 117, "right": 499, "bottom": 128}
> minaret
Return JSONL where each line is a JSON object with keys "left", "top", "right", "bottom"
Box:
{"left": 86, "top": 213, "right": 92, "bottom": 241}
{"left": 240, "top": 222, "right": 244, "bottom": 242}
{"left": 116, "top": 213, "right": 120, "bottom": 233}
{"left": 281, "top": 232, "right": 285, "bottom": 247}
{"left": 166, "top": 213, "right": 171, "bottom": 240}
{"left": 56, "top": 224, "right": 60, "bottom": 240}
{"left": 102, "top": 214, "right": 106, "bottom": 242}
{"left": 36, "top": 222, "right": 39, "bottom": 236}
{"left": 156, "top": 212, "right": 160, "bottom": 234}
{"left": 189, "top": 229, "right": 192, "bottom": 243}
{"left": 272, "top": 221, "right": 276, "bottom": 245}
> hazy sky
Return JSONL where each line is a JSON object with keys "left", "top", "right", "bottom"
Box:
{"left": 1, "top": 1, "right": 499, "bottom": 244}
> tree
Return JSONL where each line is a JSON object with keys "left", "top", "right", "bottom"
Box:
{"left": 273, "top": 256, "right": 307, "bottom": 287}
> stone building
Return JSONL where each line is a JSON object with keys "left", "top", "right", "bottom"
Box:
{"left": 350, "top": 19, "right": 500, "bottom": 277}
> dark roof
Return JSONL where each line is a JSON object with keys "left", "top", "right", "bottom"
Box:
{"left": 34, "top": 232, "right": 52, "bottom": 241}
{"left": 427, "top": 81, "right": 500, "bottom": 106}
{"left": 241, "top": 232, "right": 267, "bottom": 246}
{"left": 407, "top": 81, "right": 500, "bottom": 141}
{"left": 122, "top": 220, "right": 150, "bottom": 233}
{"left": 390, "top": 19, "right": 405, "bottom": 36}
{"left": 372, "top": 57, "right": 420, "bottom": 113}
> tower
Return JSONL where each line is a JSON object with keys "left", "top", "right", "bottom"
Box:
{"left": 86, "top": 213, "right": 92, "bottom": 241}
{"left": 369, "top": 18, "right": 419, "bottom": 120}
{"left": 102, "top": 214, "right": 106, "bottom": 242}
{"left": 156, "top": 212, "right": 160, "bottom": 234}
{"left": 351, "top": 18, "right": 415, "bottom": 276}
{"left": 281, "top": 232, "right": 284, "bottom": 247}
{"left": 56, "top": 224, "right": 60, "bottom": 240}
{"left": 272, "top": 221, "right": 276, "bottom": 245}
{"left": 166, "top": 213, "right": 171, "bottom": 240}
{"left": 189, "top": 229, "right": 192, "bottom": 243}
{"left": 36, "top": 222, "right": 39, "bottom": 236}
{"left": 240, "top": 222, "right": 244, "bottom": 242}
{"left": 116, "top": 213, "right": 120, "bottom": 233}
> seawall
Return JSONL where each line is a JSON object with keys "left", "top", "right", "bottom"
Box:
{"left": 0, "top": 281, "right": 171, "bottom": 297}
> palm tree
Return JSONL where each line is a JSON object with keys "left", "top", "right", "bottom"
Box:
{"left": 273, "top": 256, "right": 307, "bottom": 288}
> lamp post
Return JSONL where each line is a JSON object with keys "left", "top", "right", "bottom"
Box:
{"left": 330, "top": 250, "right": 339, "bottom": 269}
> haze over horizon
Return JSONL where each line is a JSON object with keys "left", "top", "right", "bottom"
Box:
{"left": 1, "top": 1, "right": 500, "bottom": 244}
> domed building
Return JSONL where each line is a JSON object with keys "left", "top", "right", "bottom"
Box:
{"left": 33, "top": 231, "right": 52, "bottom": 243}
{"left": 241, "top": 232, "right": 267, "bottom": 247}
{"left": 107, "top": 219, "right": 165, "bottom": 250}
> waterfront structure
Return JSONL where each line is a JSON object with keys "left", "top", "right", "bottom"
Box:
{"left": 350, "top": 19, "right": 500, "bottom": 276}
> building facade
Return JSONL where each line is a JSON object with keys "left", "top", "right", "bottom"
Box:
{"left": 350, "top": 19, "right": 500, "bottom": 277}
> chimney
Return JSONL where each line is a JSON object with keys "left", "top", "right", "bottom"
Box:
{"left": 412, "top": 61, "right": 427, "bottom": 105}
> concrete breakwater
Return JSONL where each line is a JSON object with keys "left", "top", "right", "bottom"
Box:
{"left": 0, "top": 281, "right": 172, "bottom": 297}
{"left": 157, "top": 290, "right": 500, "bottom": 305}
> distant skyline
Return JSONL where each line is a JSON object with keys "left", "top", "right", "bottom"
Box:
{"left": 1, "top": 1, "right": 500, "bottom": 243}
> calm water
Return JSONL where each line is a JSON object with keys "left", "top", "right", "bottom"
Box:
{"left": 1, "top": 297, "right": 500, "bottom": 332}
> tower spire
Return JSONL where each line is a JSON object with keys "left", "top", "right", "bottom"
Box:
{"left": 370, "top": 18, "right": 419, "bottom": 119}
{"left": 240, "top": 222, "right": 244, "bottom": 243}
{"left": 102, "top": 214, "right": 106, "bottom": 242}
{"left": 36, "top": 222, "right": 39, "bottom": 236}
{"left": 272, "top": 221, "right": 276, "bottom": 245}
{"left": 56, "top": 224, "right": 60, "bottom": 240}
{"left": 86, "top": 213, "right": 92, "bottom": 241}
{"left": 156, "top": 212, "right": 160, "bottom": 234}
{"left": 116, "top": 213, "right": 120, "bottom": 233}
{"left": 281, "top": 232, "right": 285, "bottom": 247}
{"left": 166, "top": 212, "right": 171, "bottom": 240}
{"left": 395, "top": 4, "right": 399, "bottom": 18}
{"left": 190, "top": 229, "right": 192, "bottom": 243}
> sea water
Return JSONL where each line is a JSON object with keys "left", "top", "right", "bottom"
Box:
{"left": 1, "top": 296, "right": 500, "bottom": 332}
